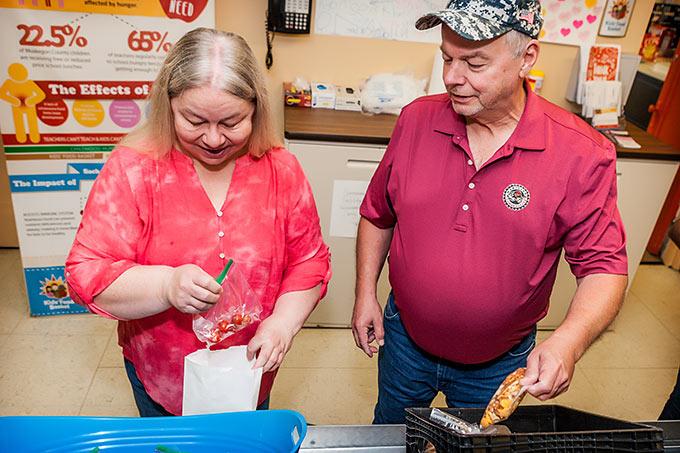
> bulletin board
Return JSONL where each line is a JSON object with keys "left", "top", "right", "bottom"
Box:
{"left": 314, "top": 0, "right": 442, "bottom": 43}
{"left": 315, "top": 0, "right": 605, "bottom": 48}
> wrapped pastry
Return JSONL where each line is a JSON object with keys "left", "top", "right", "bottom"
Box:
{"left": 480, "top": 367, "right": 527, "bottom": 428}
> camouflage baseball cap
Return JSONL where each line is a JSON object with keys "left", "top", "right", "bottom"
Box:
{"left": 416, "top": 0, "right": 543, "bottom": 40}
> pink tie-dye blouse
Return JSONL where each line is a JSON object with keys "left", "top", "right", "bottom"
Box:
{"left": 66, "top": 145, "right": 331, "bottom": 415}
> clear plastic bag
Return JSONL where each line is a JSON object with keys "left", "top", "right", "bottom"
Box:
{"left": 192, "top": 259, "right": 262, "bottom": 348}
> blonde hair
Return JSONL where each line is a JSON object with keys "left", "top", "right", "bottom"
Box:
{"left": 120, "top": 28, "right": 279, "bottom": 158}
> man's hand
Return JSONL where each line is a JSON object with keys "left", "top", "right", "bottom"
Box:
{"left": 520, "top": 333, "right": 578, "bottom": 400}
{"left": 352, "top": 295, "right": 385, "bottom": 357}
{"left": 247, "top": 315, "right": 294, "bottom": 372}
{"left": 163, "top": 264, "right": 222, "bottom": 314}
{"left": 521, "top": 274, "right": 626, "bottom": 400}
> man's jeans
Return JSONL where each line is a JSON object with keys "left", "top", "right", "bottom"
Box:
{"left": 374, "top": 294, "right": 536, "bottom": 424}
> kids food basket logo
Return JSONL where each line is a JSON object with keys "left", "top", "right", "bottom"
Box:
{"left": 40, "top": 275, "right": 69, "bottom": 300}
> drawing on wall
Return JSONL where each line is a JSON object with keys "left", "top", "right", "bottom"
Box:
{"left": 314, "top": 0, "right": 442, "bottom": 43}
{"left": 599, "top": 0, "right": 635, "bottom": 37}
{"left": 539, "top": 0, "right": 605, "bottom": 46}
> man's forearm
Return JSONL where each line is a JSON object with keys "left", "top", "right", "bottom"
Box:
{"left": 551, "top": 273, "right": 627, "bottom": 361}
{"left": 355, "top": 217, "right": 394, "bottom": 298}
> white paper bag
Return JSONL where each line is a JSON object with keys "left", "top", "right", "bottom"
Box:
{"left": 182, "top": 345, "right": 263, "bottom": 415}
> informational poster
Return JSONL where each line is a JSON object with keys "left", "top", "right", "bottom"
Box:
{"left": 329, "top": 179, "right": 369, "bottom": 239}
{"left": 0, "top": 0, "right": 214, "bottom": 315}
{"left": 540, "top": 0, "right": 604, "bottom": 46}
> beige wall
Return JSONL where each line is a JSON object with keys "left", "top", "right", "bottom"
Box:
{"left": 217, "top": 0, "right": 656, "bottom": 137}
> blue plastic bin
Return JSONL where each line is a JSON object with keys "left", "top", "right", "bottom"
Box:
{"left": 0, "top": 409, "right": 306, "bottom": 452}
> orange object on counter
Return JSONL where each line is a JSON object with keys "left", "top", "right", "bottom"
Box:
{"left": 283, "top": 82, "right": 311, "bottom": 108}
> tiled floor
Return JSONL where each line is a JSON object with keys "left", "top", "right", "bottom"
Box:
{"left": 0, "top": 247, "right": 678, "bottom": 424}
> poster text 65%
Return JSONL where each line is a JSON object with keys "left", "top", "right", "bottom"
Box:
{"left": 128, "top": 31, "right": 173, "bottom": 52}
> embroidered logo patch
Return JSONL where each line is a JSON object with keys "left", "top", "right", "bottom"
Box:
{"left": 503, "top": 184, "right": 530, "bottom": 211}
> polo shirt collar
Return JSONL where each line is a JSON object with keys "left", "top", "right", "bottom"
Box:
{"left": 432, "top": 98, "right": 466, "bottom": 137}
{"left": 511, "top": 83, "right": 546, "bottom": 152}
{"left": 432, "top": 82, "right": 546, "bottom": 152}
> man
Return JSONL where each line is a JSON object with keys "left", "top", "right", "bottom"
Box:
{"left": 352, "top": 0, "right": 628, "bottom": 424}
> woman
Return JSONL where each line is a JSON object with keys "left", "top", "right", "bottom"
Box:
{"left": 65, "top": 28, "right": 331, "bottom": 416}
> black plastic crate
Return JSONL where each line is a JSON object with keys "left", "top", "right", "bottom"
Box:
{"left": 405, "top": 405, "right": 664, "bottom": 452}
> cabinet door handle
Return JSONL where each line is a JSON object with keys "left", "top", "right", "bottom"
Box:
{"left": 347, "top": 159, "right": 380, "bottom": 169}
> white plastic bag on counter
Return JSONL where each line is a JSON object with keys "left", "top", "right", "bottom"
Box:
{"left": 360, "top": 73, "right": 427, "bottom": 115}
{"left": 182, "top": 345, "right": 263, "bottom": 415}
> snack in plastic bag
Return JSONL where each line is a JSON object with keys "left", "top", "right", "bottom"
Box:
{"left": 192, "top": 259, "right": 262, "bottom": 347}
{"left": 480, "top": 367, "right": 527, "bottom": 428}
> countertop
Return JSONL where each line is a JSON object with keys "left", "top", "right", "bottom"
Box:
{"left": 638, "top": 59, "right": 671, "bottom": 82}
{"left": 284, "top": 107, "right": 680, "bottom": 162}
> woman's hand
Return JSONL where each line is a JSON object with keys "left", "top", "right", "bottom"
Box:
{"left": 246, "top": 315, "right": 295, "bottom": 373}
{"left": 163, "top": 264, "right": 222, "bottom": 314}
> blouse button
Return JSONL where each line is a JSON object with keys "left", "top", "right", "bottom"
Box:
{"left": 219, "top": 253, "right": 226, "bottom": 259}
{"left": 217, "top": 211, "right": 223, "bottom": 217}
{"left": 468, "top": 182, "right": 475, "bottom": 189}
{"left": 467, "top": 159, "right": 473, "bottom": 166}
{"left": 218, "top": 231, "right": 225, "bottom": 238}
{"left": 462, "top": 204, "right": 470, "bottom": 211}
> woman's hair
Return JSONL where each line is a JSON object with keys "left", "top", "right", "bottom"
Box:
{"left": 120, "top": 28, "right": 279, "bottom": 158}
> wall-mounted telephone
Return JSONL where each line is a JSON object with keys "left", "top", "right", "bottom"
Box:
{"left": 267, "top": 0, "right": 312, "bottom": 34}
{"left": 265, "top": 0, "right": 312, "bottom": 69}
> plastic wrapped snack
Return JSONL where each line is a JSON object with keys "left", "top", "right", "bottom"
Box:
{"left": 192, "top": 259, "right": 262, "bottom": 347}
{"left": 480, "top": 367, "right": 527, "bottom": 429}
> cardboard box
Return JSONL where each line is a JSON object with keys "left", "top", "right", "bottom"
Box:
{"left": 283, "top": 82, "right": 311, "bottom": 108}
{"left": 311, "top": 82, "right": 335, "bottom": 109}
{"left": 335, "top": 86, "right": 361, "bottom": 111}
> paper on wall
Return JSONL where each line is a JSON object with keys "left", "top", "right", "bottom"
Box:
{"left": 329, "top": 180, "right": 369, "bottom": 238}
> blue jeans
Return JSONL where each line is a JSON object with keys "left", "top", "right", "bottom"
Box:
{"left": 374, "top": 295, "right": 536, "bottom": 424}
{"left": 124, "top": 359, "right": 270, "bottom": 417}
{"left": 660, "top": 368, "right": 680, "bottom": 420}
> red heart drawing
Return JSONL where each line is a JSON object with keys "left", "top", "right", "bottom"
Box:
{"left": 560, "top": 27, "right": 571, "bottom": 36}
{"left": 158, "top": 0, "right": 208, "bottom": 23}
{"left": 586, "top": 14, "right": 597, "bottom": 23}
{"left": 573, "top": 19, "right": 583, "bottom": 28}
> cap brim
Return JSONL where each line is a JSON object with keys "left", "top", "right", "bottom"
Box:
{"left": 415, "top": 10, "right": 510, "bottom": 41}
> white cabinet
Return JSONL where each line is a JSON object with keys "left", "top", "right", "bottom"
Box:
{"left": 290, "top": 138, "right": 679, "bottom": 329}
{"left": 288, "top": 139, "right": 391, "bottom": 327}
{"left": 540, "top": 158, "right": 679, "bottom": 328}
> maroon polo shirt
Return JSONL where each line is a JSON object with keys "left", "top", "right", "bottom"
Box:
{"left": 360, "top": 88, "right": 627, "bottom": 364}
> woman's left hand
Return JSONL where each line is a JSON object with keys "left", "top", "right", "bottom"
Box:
{"left": 246, "top": 315, "right": 294, "bottom": 373}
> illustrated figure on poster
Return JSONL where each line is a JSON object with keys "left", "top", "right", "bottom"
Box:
{"left": 0, "top": 62, "right": 46, "bottom": 143}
